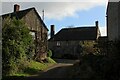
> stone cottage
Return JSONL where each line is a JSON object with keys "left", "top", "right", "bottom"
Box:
{"left": 107, "top": 1, "right": 120, "bottom": 41}
{"left": 2, "top": 4, "right": 49, "bottom": 61}
{"left": 48, "top": 21, "right": 101, "bottom": 59}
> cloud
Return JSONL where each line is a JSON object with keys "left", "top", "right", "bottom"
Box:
{"left": 2, "top": 0, "right": 108, "bottom": 2}
{"left": 99, "top": 27, "right": 107, "bottom": 36}
{"left": 1, "top": 0, "right": 108, "bottom": 20}
{"left": 38, "top": 2, "right": 108, "bottom": 20}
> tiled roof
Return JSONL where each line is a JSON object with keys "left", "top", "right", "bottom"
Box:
{"left": 2, "top": 7, "right": 48, "bottom": 31}
{"left": 49, "top": 26, "right": 98, "bottom": 41}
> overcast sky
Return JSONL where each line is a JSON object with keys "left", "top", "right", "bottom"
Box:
{"left": 1, "top": 0, "right": 108, "bottom": 36}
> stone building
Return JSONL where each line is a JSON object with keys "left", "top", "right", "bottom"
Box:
{"left": 48, "top": 21, "right": 101, "bottom": 59}
{"left": 2, "top": 4, "right": 49, "bottom": 61}
{"left": 107, "top": 1, "right": 120, "bottom": 41}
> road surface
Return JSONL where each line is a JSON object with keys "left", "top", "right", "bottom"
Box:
{"left": 29, "top": 59, "right": 79, "bottom": 78}
{"left": 2, "top": 59, "right": 79, "bottom": 79}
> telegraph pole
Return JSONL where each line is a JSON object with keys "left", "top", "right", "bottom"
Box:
{"left": 42, "top": 9, "right": 44, "bottom": 21}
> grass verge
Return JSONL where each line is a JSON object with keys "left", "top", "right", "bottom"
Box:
{"left": 46, "top": 57, "right": 57, "bottom": 63}
{"left": 12, "top": 57, "right": 56, "bottom": 76}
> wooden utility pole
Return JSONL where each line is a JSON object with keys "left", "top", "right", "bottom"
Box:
{"left": 42, "top": 9, "right": 44, "bottom": 21}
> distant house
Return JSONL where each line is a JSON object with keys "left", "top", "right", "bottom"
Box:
{"left": 107, "top": 1, "right": 120, "bottom": 41}
{"left": 48, "top": 21, "right": 101, "bottom": 58}
{"left": 2, "top": 4, "right": 49, "bottom": 61}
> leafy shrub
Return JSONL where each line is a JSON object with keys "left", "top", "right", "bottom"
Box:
{"left": 73, "top": 40, "right": 120, "bottom": 79}
{"left": 79, "top": 41, "right": 101, "bottom": 55}
{"left": 2, "top": 17, "right": 34, "bottom": 76}
{"left": 47, "top": 50, "right": 52, "bottom": 57}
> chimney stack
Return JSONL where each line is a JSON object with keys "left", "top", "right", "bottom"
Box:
{"left": 95, "top": 21, "right": 98, "bottom": 27}
{"left": 50, "top": 25, "right": 55, "bottom": 38}
{"left": 14, "top": 4, "right": 20, "bottom": 12}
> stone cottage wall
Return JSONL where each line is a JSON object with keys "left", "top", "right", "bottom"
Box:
{"left": 22, "top": 9, "right": 48, "bottom": 60}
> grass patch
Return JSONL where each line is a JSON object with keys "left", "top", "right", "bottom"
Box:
{"left": 12, "top": 73, "right": 30, "bottom": 76}
{"left": 28, "top": 60, "right": 49, "bottom": 70}
{"left": 12, "top": 58, "right": 56, "bottom": 76}
{"left": 46, "top": 57, "right": 57, "bottom": 63}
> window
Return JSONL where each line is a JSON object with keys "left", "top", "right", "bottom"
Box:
{"left": 29, "top": 32, "right": 35, "bottom": 40}
{"left": 57, "top": 41, "right": 60, "bottom": 46}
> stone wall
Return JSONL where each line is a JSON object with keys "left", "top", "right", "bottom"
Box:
{"left": 22, "top": 9, "right": 48, "bottom": 60}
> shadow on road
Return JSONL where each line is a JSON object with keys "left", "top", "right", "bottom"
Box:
{"left": 36, "top": 65, "right": 72, "bottom": 78}
{"left": 2, "top": 59, "right": 80, "bottom": 80}
{"left": 53, "top": 59, "right": 79, "bottom": 64}
{"left": 2, "top": 63, "right": 75, "bottom": 80}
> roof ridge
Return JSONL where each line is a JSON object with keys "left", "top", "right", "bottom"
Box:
{"left": 20, "top": 7, "right": 35, "bottom": 11}
{"left": 62, "top": 26, "right": 96, "bottom": 30}
{"left": 2, "top": 7, "right": 35, "bottom": 16}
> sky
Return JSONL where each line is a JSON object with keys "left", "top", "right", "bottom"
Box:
{"left": 1, "top": 0, "right": 108, "bottom": 37}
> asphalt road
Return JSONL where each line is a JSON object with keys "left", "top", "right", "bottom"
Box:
{"left": 36, "top": 63, "right": 73, "bottom": 78}
{"left": 28, "top": 59, "right": 79, "bottom": 78}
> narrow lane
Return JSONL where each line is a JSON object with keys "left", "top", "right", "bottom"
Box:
{"left": 3, "top": 59, "right": 79, "bottom": 79}
{"left": 37, "top": 63, "right": 73, "bottom": 78}
{"left": 29, "top": 59, "right": 79, "bottom": 78}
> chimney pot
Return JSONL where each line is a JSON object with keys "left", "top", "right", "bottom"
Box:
{"left": 95, "top": 21, "right": 98, "bottom": 27}
{"left": 14, "top": 4, "right": 20, "bottom": 12}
